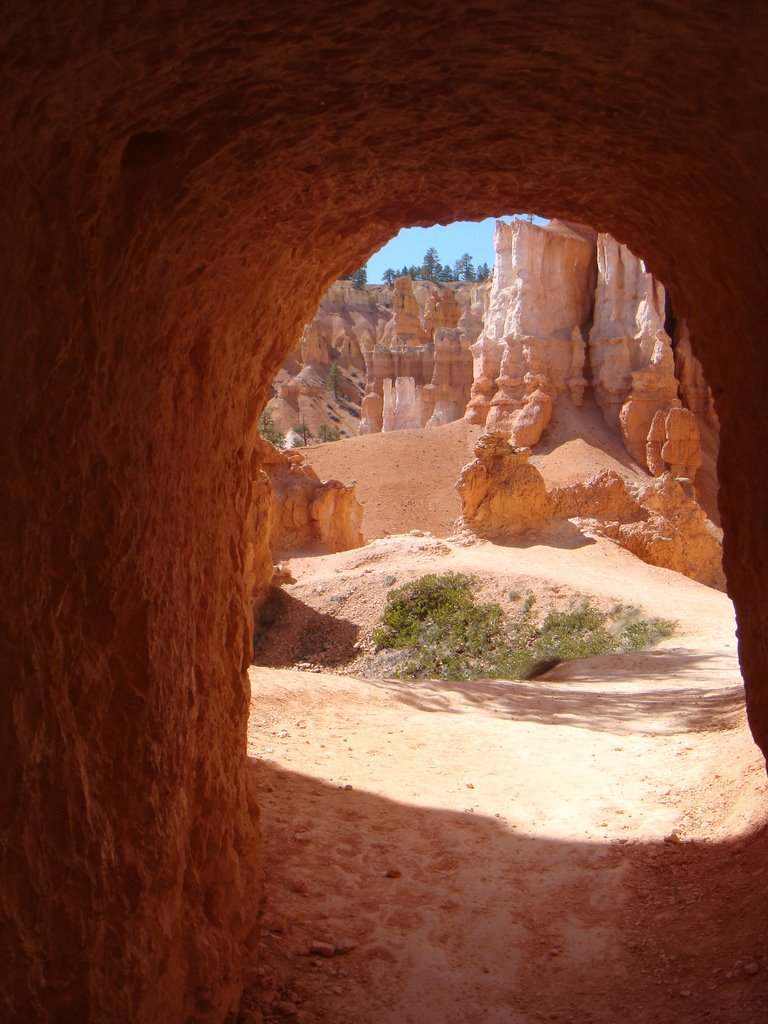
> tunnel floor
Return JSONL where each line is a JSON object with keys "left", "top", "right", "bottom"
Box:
{"left": 244, "top": 538, "right": 767, "bottom": 1024}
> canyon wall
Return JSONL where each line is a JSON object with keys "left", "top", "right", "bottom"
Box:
{"left": 467, "top": 220, "right": 595, "bottom": 444}
{"left": 463, "top": 221, "right": 717, "bottom": 505}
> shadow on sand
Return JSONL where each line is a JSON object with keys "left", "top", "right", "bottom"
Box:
{"left": 243, "top": 759, "right": 768, "bottom": 1024}
{"left": 360, "top": 647, "right": 745, "bottom": 735}
{"left": 253, "top": 588, "right": 359, "bottom": 667}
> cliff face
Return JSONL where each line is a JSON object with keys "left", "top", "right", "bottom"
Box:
{"left": 459, "top": 220, "right": 719, "bottom": 521}
{"left": 266, "top": 277, "right": 485, "bottom": 439}
{"left": 269, "top": 221, "right": 718, "bottom": 517}
{"left": 360, "top": 276, "right": 482, "bottom": 433}
{"left": 470, "top": 220, "right": 596, "bottom": 445}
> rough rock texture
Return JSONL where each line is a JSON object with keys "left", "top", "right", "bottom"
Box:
{"left": 361, "top": 276, "right": 481, "bottom": 434}
{"left": 477, "top": 220, "right": 596, "bottom": 446}
{"left": 646, "top": 406, "right": 702, "bottom": 479}
{"left": 266, "top": 280, "right": 386, "bottom": 438}
{"left": 1, "top": 4, "right": 767, "bottom": 1023}
{"left": 424, "top": 326, "right": 475, "bottom": 428}
{"left": 673, "top": 318, "right": 722, "bottom": 522}
{"left": 456, "top": 435, "right": 551, "bottom": 539}
{"left": 381, "top": 276, "right": 429, "bottom": 347}
{"left": 549, "top": 470, "right": 725, "bottom": 588}
{"left": 588, "top": 234, "right": 687, "bottom": 473}
{"left": 259, "top": 442, "right": 364, "bottom": 555}
{"left": 548, "top": 469, "right": 644, "bottom": 522}
{"left": 461, "top": 222, "right": 717, "bottom": 521}
{"left": 675, "top": 319, "right": 720, "bottom": 431}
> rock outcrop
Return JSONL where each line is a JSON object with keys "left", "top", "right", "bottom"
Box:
{"left": 361, "top": 275, "right": 480, "bottom": 434}
{"left": 456, "top": 434, "right": 551, "bottom": 539}
{"left": 587, "top": 234, "right": 699, "bottom": 483}
{"left": 472, "top": 220, "right": 596, "bottom": 446}
{"left": 258, "top": 439, "right": 364, "bottom": 555}
{"left": 549, "top": 469, "right": 724, "bottom": 588}
{"left": 266, "top": 280, "right": 392, "bottom": 438}
{"left": 458, "top": 224, "right": 718, "bottom": 504}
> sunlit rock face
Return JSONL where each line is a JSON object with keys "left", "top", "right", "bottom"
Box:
{"left": 548, "top": 470, "right": 725, "bottom": 588}
{"left": 256, "top": 438, "right": 364, "bottom": 555}
{"left": 2, "top": 2, "right": 767, "bottom": 1022}
{"left": 456, "top": 435, "right": 552, "bottom": 539}
{"left": 475, "top": 220, "right": 596, "bottom": 445}
{"left": 363, "top": 276, "right": 479, "bottom": 434}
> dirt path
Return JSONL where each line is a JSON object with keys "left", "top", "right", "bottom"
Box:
{"left": 243, "top": 539, "right": 767, "bottom": 1024}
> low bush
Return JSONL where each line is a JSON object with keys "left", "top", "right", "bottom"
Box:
{"left": 372, "top": 572, "right": 674, "bottom": 681}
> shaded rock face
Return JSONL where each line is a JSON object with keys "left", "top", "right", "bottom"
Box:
{"left": 2, "top": 5, "right": 768, "bottom": 1023}
{"left": 456, "top": 435, "right": 551, "bottom": 538}
{"left": 589, "top": 234, "right": 675, "bottom": 434}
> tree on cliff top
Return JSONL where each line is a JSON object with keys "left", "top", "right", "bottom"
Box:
{"left": 421, "top": 247, "right": 440, "bottom": 282}
{"left": 454, "top": 253, "right": 476, "bottom": 281}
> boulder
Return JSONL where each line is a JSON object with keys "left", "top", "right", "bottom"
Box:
{"left": 456, "top": 434, "right": 551, "bottom": 539}
{"left": 549, "top": 468, "right": 724, "bottom": 588}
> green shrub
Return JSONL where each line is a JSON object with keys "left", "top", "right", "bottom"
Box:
{"left": 372, "top": 573, "right": 675, "bottom": 681}
{"left": 317, "top": 423, "right": 342, "bottom": 442}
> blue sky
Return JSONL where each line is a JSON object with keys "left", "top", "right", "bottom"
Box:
{"left": 365, "top": 215, "right": 547, "bottom": 283}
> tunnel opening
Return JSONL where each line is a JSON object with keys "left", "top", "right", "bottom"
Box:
{"left": 4, "top": 7, "right": 768, "bottom": 1023}
{"left": 243, "top": 213, "right": 768, "bottom": 1021}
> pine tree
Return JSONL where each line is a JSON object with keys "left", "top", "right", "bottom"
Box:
{"left": 317, "top": 423, "right": 342, "bottom": 442}
{"left": 351, "top": 264, "right": 367, "bottom": 288}
{"left": 292, "top": 420, "right": 314, "bottom": 447}
{"left": 454, "top": 253, "right": 476, "bottom": 282}
{"left": 421, "top": 247, "right": 440, "bottom": 282}
{"left": 326, "top": 361, "right": 344, "bottom": 400}
{"left": 476, "top": 262, "right": 491, "bottom": 281}
{"left": 258, "top": 410, "right": 285, "bottom": 448}
{"left": 382, "top": 268, "right": 397, "bottom": 285}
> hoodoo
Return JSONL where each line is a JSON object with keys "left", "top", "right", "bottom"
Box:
{"left": 1, "top": 3, "right": 767, "bottom": 1022}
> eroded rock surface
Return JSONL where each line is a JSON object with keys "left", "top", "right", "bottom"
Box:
{"left": 549, "top": 470, "right": 724, "bottom": 588}
{"left": 478, "top": 220, "right": 596, "bottom": 444}
{"left": 456, "top": 434, "right": 551, "bottom": 539}
{"left": 258, "top": 440, "right": 364, "bottom": 555}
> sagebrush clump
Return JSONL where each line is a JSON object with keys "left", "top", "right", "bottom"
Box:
{"left": 372, "top": 572, "right": 674, "bottom": 681}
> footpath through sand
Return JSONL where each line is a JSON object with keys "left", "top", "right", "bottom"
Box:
{"left": 244, "top": 534, "right": 768, "bottom": 1023}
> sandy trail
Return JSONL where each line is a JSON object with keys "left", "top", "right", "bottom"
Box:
{"left": 244, "top": 537, "right": 767, "bottom": 1024}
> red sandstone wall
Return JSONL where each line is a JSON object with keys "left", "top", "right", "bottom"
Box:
{"left": 1, "top": 2, "right": 767, "bottom": 1020}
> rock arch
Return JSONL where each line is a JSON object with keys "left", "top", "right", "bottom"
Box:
{"left": 1, "top": 3, "right": 766, "bottom": 1020}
